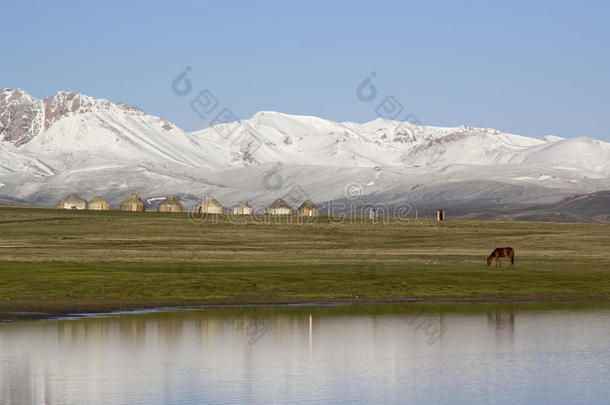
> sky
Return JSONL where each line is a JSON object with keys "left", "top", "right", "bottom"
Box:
{"left": 2, "top": 0, "right": 610, "bottom": 140}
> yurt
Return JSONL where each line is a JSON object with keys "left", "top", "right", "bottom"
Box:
{"left": 57, "top": 194, "right": 88, "bottom": 210}
{"left": 88, "top": 196, "right": 109, "bottom": 211}
{"left": 196, "top": 196, "right": 223, "bottom": 214}
{"left": 266, "top": 199, "right": 292, "bottom": 215}
{"left": 232, "top": 201, "right": 253, "bottom": 215}
{"left": 120, "top": 193, "right": 145, "bottom": 212}
{"left": 297, "top": 200, "right": 319, "bottom": 217}
{"left": 158, "top": 195, "right": 183, "bottom": 213}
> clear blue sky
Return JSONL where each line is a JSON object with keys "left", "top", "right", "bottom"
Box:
{"left": 2, "top": 0, "right": 609, "bottom": 140}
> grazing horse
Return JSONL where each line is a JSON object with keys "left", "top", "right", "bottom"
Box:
{"left": 487, "top": 247, "right": 515, "bottom": 267}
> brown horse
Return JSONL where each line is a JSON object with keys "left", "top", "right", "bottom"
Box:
{"left": 487, "top": 247, "right": 515, "bottom": 267}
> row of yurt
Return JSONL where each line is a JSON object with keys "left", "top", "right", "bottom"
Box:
{"left": 266, "top": 199, "right": 320, "bottom": 216}
{"left": 56, "top": 194, "right": 320, "bottom": 216}
{"left": 56, "top": 193, "right": 148, "bottom": 212}
{"left": 56, "top": 194, "right": 110, "bottom": 210}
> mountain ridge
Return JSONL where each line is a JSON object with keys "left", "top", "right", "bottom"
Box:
{"left": 1, "top": 88, "right": 609, "bottom": 221}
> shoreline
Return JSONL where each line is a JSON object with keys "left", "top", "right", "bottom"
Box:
{"left": 3, "top": 295, "right": 610, "bottom": 322}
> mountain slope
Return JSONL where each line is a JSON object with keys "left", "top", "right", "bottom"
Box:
{"left": 195, "top": 110, "right": 610, "bottom": 174}
{"left": 194, "top": 111, "right": 549, "bottom": 168}
{"left": 1, "top": 88, "right": 609, "bottom": 221}
{"left": 1, "top": 88, "right": 235, "bottom": 174}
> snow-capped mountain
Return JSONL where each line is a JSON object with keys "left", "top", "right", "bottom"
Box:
{"left": 1, "top": 88, "right": 609, "bottom": 220}
{"left": 196, "top": 111, "right": 546, "bottom": 168}
{"left": 196, "top": 110, "right": 610, "bottom": 172}
{"left": 0, "top": 89, "right": 231, "bottom": 172}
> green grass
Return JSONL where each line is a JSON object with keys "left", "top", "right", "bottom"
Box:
{"left": 1, "top": 205, "right": 610, "bottom": 315}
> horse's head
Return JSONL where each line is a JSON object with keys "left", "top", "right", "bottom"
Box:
{"left": 486, "top": 256, "right": 493, "bottom": 266}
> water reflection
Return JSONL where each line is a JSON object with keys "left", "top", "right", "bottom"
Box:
{"left": 487, "top": 310, "right": 515, "bottom": 344}
{"left": 1, "top": 303, "right": 610, "bottom": 405}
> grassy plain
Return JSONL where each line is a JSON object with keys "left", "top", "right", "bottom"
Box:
{"left": 1, "top": 205, "right": 609, "bottom": 319}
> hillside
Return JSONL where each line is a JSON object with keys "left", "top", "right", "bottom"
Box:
{"left": 1, "top": 88, "right": 610, "bottom": 220}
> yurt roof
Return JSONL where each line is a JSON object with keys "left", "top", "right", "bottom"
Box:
{"left": 62, "top": 194, "right": 87, "bottom": 204}
{"left": 160, "top": 195, "right": 181, "bottom": 205}
{"left": 299, "top": 200, "right": 317, "bottom": 209}
{"left": 233, "top": 201, "right": 252, "bottom": 208}
{"left": 122, "top": 193, "right": 144, "bottom": 203}
{"left": 269, "top": 199, "right": 291, "bottom": 209}
{"left": 89, "top": 196, "right": 108, "bottom": 204}
{"left": 201, "top": 196, "right": 222, "bottom": 206}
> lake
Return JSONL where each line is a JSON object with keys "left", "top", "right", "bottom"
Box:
{"left": 1, "top": 302, "right": 609, "bottom": 404}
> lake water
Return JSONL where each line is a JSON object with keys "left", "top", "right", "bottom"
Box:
{"left": 1, "top": 303, "right": 609, "bottom": 405}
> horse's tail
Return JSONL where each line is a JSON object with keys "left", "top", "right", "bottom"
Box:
{"left": 510, "top": 251, "right": 515, "bottom": 265}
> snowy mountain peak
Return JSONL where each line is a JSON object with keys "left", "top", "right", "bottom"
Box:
{"left": 44, "top": 90, "right": 145, "bottom": 115}
{"left": 0, "top": 88, "right": 151, "bottom": 146}
{"left": 195, "top": 110, "right": 554, "bottom": 168}
{"left": 0, "top": 88, "right": 45, "bottom": 145}
{"left": 540, "top": 135, "right": 566, "bottom": 143}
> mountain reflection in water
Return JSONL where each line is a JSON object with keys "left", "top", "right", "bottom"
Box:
{"left": 1, "top": 303, "right": 609, "bottom": 405}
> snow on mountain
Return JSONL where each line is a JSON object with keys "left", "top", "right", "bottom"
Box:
{"left": 194, "top": 111, "right": 547, "bottom": 168}
{"left": 0, "top": 141, "right": 55, "bottom": 176}
{"left": 1, "top": 88, "right": 233, "bottom": 172}
{"left": 512, "top": 137, "right": 610, "bottom": 174}
{"left": 540, "top": 135, "right": 565, "bottom": 143}
{"left": 1, "top": 88, "right": 609, "bottom": 215}
{"left": 195, "top": 110, "right": 610, "bottom": 176}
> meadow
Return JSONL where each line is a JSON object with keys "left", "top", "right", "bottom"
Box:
{"left": 1, "top": 205, "right": 609, "bottom": 319}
